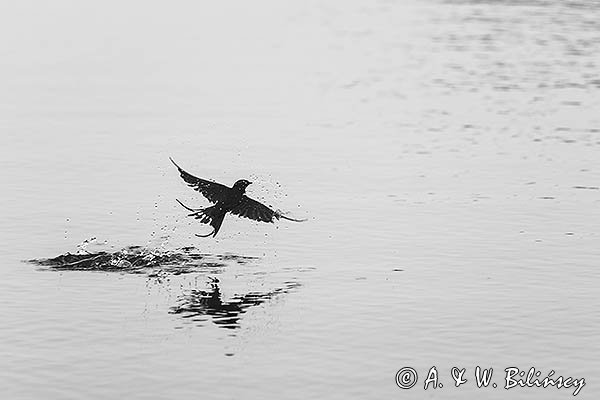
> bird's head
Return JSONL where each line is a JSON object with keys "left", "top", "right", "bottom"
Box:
{"left": 233, "top": 179, "right": 252, "bottom": 192}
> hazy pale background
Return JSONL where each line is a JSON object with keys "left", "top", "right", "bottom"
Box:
{"left": 1, "top": 0, "right": 599, "bottom": 398}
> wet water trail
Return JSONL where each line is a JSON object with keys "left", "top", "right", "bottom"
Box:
{"left": 28, "top": 244, "right": 300, "bottom": 334}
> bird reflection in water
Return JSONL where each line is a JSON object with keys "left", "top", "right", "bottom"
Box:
{"left": 170, "top": 279, "right": 301, "bottom": 330}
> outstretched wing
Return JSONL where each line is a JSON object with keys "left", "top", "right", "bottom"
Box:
{"left": 230, "top": 196, "right": 276, "bottom": 223}
{"left": 170, "top": 158, "right": 230, "bottom": 204}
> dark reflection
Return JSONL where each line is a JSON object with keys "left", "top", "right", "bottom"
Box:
{"left": 170, "top": 279, "right": 301, "bottom": 330}
{"left": 28, "top": 245, "right": 258, "bottom": 275}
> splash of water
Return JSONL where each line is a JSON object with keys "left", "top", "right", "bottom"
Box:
{"left": 28, "top": 245, "right": 259, "bottom": 275}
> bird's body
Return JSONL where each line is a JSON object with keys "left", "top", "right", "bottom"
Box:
{"left": 170, "top": 158, "right": 305, "bottom": 237}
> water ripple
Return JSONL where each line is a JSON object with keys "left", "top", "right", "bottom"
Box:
{"left": 27, "top": 245, "right": 302, "bottom": 335}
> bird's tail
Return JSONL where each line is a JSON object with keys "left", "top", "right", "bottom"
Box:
{"left": 205, "top": 208, "right": 226, "bottom": 237}
{"left": 275, "top": 209, "right": 307, "bottom": 222}
{"left": 176, "top": 198, "right": 201, "bottom": 212}
{"left": 176, "top": 199, "right": 225, "bottom": 237}
{"left": 279, "top": 215, "right": 307, "bottom": 222}
{"left": 169, "top": 156, "right": 178, "bottom": 168}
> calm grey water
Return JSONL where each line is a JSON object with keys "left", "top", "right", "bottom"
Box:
{"left": 1, "top": 0, "right": 599, "bottom": 398}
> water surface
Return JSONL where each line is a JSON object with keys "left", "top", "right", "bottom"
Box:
{"left": 1, "top": 0, "right": 599, "bottom": 398}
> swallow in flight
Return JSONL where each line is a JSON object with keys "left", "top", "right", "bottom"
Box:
{"left": 170, "top": 158, "right": 306, "bottom": 237}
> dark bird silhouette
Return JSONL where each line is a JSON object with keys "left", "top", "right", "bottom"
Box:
{"left": 170, "top": 158, "right": 305, "bottom": 237}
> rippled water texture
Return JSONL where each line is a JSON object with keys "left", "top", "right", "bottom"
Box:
{"left": 29, "top": 244, "right": 300, "bottom": 332}
{"left": 1, "top": 0, "right": 599, "bottom": 399}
